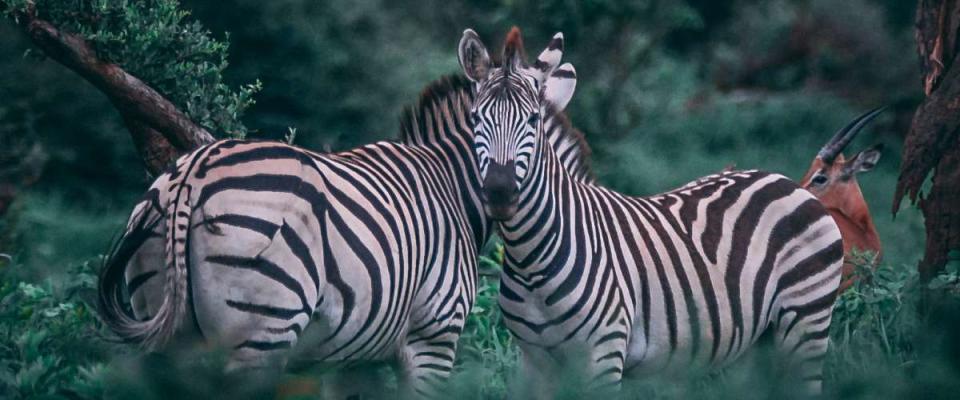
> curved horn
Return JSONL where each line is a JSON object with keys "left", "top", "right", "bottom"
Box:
{"left": 818, "top": 106, "right": 886, "bottom": 164}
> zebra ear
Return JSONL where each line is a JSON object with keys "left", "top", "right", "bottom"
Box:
{"left": 544, "top": 63, "right": 577, "bottom": 111}
{"left": 459, "top": 29, "right": 491, "bottom": 83}
{"left": 534, "top": 32, "right": 564, "bottom": 83}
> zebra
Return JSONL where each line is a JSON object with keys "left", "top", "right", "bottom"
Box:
{"left": 457, "top": 27, "right": 844, "bottom": 397}
{"left": 97, "top": 73, "right": 591, "bottom": 397}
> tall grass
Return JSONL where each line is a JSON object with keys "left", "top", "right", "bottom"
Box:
{"left": 3, "top": 242, "right": 957, "bottom": 399}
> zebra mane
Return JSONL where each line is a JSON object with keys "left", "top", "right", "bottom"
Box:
{"left": 399, "top": 74, "right": 474, "bottom": 146}
{"left": 543, "top": 102, "right": 594, "bottom": 183}
{"left": 399, "top": 74, "right": 594, "bottom": 182}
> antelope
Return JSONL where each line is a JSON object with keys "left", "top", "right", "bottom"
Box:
{"left": 799, "top": 108, "right": 884, "bottom": 292}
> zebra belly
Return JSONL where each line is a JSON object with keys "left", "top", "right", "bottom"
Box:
{"left": 623, "top": 321, "right": 761, "bottom": 377}
{"left": 624, "top": 326, "right": 726, "bottom": 377}
{"left": 622, "top": 265, "right": 771, "bottom": 377}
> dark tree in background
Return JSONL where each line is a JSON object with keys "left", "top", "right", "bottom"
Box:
{"left": 1, "top": 0, "right": 258, "bottom": 176}
{"left": 895, "top": 0, "right": 960, "bottom": 280}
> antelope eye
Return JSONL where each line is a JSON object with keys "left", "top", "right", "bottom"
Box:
{"left": 811, "top": 175, "right": 828, "bottom": 185}
{"left": 527, "top": 113, "right": 540, "bottom": 125}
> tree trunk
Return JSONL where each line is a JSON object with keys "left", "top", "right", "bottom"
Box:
{"left": 918, "top": 133, "right": 960, "bottom": 280}
{"left": 895, "top": 0, "right": 960, "bottom": 280}
{"left": 11, "top": 2, "right": 214, "bottom": 175}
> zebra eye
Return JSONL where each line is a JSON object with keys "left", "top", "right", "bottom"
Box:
{"left": 811, "top": 175, "right": 828, "bottom": 185}
{"left": 471, "top": 111, "right": 480, "bottom": 125}
{"left": 527, "top": 113, "right": 540, "bottom": 126}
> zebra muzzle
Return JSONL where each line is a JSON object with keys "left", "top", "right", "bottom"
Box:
{"left": 482, "top": 160, "right": 519, "bottom": 221}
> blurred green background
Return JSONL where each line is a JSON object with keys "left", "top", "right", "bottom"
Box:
{"left": 0, "top": 0, "right": 925, "bottom": 277}
{"left": 1, "top": 1, "right": 950, "bottom": 398}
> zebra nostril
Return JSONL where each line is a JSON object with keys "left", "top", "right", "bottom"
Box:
{"left": 482, "top": 160, "right": 519, "bottom": 220}
{"left": 483, "top": 161, "right": 516, "bottom": 197}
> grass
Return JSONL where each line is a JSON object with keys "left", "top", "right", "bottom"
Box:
{"left": 2, "top": 236, "right": 959, "bottom": 399}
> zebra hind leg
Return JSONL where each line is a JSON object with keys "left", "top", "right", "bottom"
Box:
{"left": 189, "top": 216, "right": 315, "bottom": 374}
{"left": 771, "top": 253, "right": 843, "bottom": 395}
{"left": 773, "top": 311, "right": 833, "bottom": 395}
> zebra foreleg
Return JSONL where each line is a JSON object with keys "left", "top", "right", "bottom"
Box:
{"left": 396, "top": 336, "right": 459, "bottom": 399}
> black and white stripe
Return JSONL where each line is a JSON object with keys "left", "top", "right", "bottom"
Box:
{"left": 98, "top": 74, "right": 592, "bottom": 396}
{"left": 458, "top": 28, "right": 844, "bottom": 397}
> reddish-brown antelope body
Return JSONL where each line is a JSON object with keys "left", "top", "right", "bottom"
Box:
{"left": 799, "top": 108, "right": 884, "bottom": 292}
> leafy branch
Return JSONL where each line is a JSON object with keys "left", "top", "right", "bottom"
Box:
{"left": 2, "top": 0, "right": 260, "bottom": 174}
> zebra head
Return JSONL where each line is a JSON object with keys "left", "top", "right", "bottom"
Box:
{"left": 458, "top": 27, "right": 577, "bottom": 220}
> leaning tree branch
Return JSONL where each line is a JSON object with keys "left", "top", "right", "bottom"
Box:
{"left": 12, "top": 3, "right": 214, "bottom": 174}
{"left": 121, "top": 116, "right": 182, "bottom": 174}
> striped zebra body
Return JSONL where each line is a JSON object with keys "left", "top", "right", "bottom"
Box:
{"left": 501, "top": 158, "right": 842, "bottom": 390}
{"left": 98, "top": 75, "right": 591, "bottom": 396}
{"left": 457, "top": 28, "right": 844, "bottom": 397}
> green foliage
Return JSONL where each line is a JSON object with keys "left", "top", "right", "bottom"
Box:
{"left": 2, "top": 0, "right": 260, "bottom": 137}
{"left": 0, "top": 260, "right": 107, "bottom": 399}
{"left": 823, "top": 260, "right": 960, "bottom": 399}
{"left": 829, "top": 257, "right": 921, "bottom": 375}
{"left": 13, "top": 191, "right": 136, "bottom": 274}
{"left": 596, "top": 63, "right": 924, "bottom": 267}
{"left": 452, "top": 240, "right": 518, "bottom": 397}
{"left": 179, "top": 0, "right": 463, "bottom": 147}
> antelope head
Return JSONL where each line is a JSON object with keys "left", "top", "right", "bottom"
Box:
{"left": 800, "top": 108, "right": 885, "bottom": 288}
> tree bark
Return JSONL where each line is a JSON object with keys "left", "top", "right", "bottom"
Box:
{"left": 11, "top": 2, "right": 214, "bottom": 175}
{"left": 895, "top": 0, "right": 960, "bottom": 280}
{"left": 120, "top": 116, "right": 182, "bottom": 175}
{"left": 918, "top": 134, "right": 960, "bottom": 280}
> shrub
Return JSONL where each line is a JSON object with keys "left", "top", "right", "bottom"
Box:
{"left": 0, "top": 259, "right": 107, "bottom": 399}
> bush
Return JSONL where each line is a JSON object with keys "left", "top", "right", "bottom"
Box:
{"left": 0, "top": 259, "right": 107, "bottom": 399}
{"left": 1, "top": 0, "right": 260, "bottom": 138}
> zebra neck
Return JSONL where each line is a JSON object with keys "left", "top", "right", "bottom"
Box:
{"left": 498, "top": 137, "right": 571, "bottom": 279}
{"left": 399, "top": 82, "right": 491, "bottom": 249}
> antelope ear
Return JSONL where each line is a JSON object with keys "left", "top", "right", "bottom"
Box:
{"left": 534, "top": 32, "right": 564, "bottom": 83}
{"left": 459, "top": 29, "right": 491, "bottom": 83}
{"left": 544, "top": 63, "right": 577, "bottom": 111}
{"left": 848, "top": 143, "right": 884, "bottom": 174}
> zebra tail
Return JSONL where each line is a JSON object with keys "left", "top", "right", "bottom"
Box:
{"left": 98, "top": 167, "right": 197, "bottom": 351}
